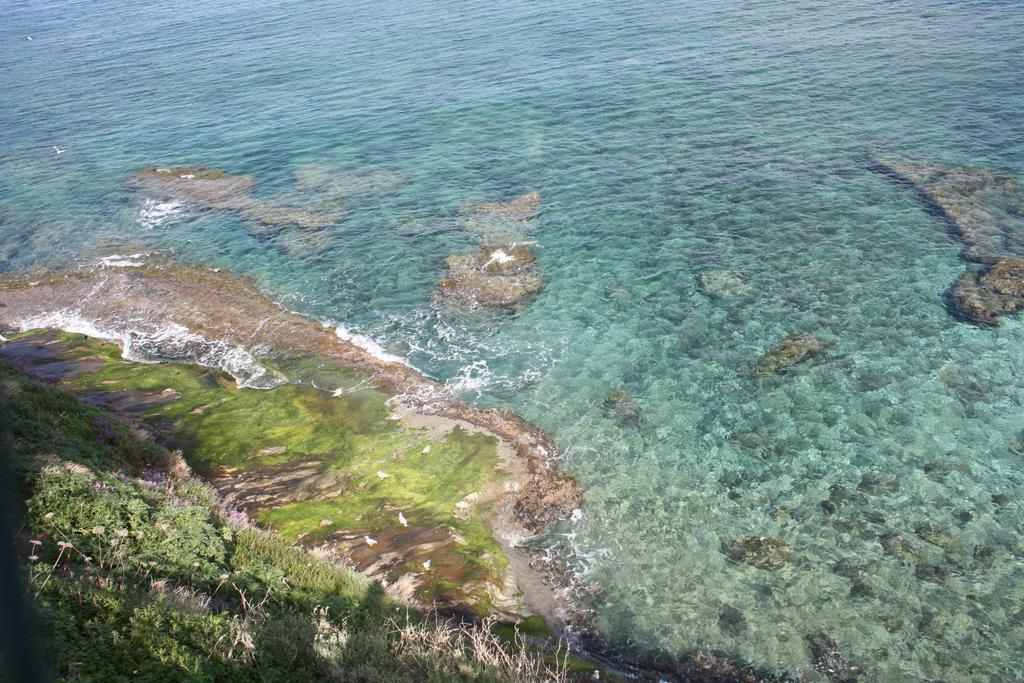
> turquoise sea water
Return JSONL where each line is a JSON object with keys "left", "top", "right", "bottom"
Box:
{"left": 3, "top": 0, "right": 1024, "bottom": 679}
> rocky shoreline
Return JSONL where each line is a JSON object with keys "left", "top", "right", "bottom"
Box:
{"left": 0, "top": 256, "right": 819, "bottom": 681}
{"left": 0, "top": 257, "right": 582, "bottom": 628}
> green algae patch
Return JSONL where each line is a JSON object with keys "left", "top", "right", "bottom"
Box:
{"left": 0, "top": 330, "right": 519, "bottom": 613}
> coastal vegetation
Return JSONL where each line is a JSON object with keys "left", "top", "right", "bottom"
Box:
{"left": 0, "top": 329, "right": 523, "bottom": 614}
{"left": 0, "top": 349, "right": 577, "bottom": 681}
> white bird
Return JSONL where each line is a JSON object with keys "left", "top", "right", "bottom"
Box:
{"left": 26, "top": 36, "right": 33, "bottom": 41}
{"left": 376, "top": 470, "right": 390, "bottom": 480}
{"left": 398, "top": 512, "right": 408, "bottom": 527}
{"left": 422, "top": 559, "right": 431, "bottom": 571}
{"left": 364, "top": 536, "right": 378, "bottom": 547}
{"left": 52, "top": 145, "right": 64, "bottom": 155}
{"left": 332, "top": 387, "right": 344, "bottom": 397}
{"left": 422, "top": 444, "right": 431, "bottom": 455}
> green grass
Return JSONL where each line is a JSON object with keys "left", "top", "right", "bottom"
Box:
{"left": 0, "top": 358, "right": 573, "bottom": 682}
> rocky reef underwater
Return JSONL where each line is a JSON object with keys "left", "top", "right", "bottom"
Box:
{"left": 437, "top": 191, "right": 545, "bottom": 310}
{"left": 869, "top": 153, "right": 1024, "bottom": 325}
{"left": 6, "top": 152, "right": 1024, "bottom": 681}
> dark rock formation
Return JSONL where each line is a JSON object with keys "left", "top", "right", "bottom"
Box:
{"left": 755, "top": 333, "right": 833, "bottom": 376}
{"left": 720, "top": 536, "right": 793, "bottom": 569}
{"left": 718, "top": 605, "right": 748, "bottom": 636}
{"left": 870, "top": 153, "right": 1024, "bottom": 325}
{"left": 878, "top": 531, "right": 928, "bottom": 566}
{"left": 805, "top": 630, "right": 860, "bottom": 682}
{"left": 602, "top": 389, "right": 643, "bottom": 427}
{"left": 857, "top": 473, "right": 898, "bottom": 496}
{"left": 914, "top": 564, "right": 949, "bottom": 584}
{"left": 950, "top": 258, "right": 1024, "bottom": 325}
{"left": 914, "top": 523, "right": 957, "bottom": 550}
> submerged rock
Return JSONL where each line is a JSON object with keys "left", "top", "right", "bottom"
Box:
{"left": 972, "top": 544, "right": 997, "bottom": 570}
{"left": 720, "top": 535, "right": 793, "bottom": 569}
{"left": 857, "top": 473, "right": 898, "bottom": 496}
{"left": 848, "top": 580, "right": 873, "bottom": 599}
{"left": 437, "top": 245, "right": 542, "bottom": 309}
{"left": 914, "top": 563, "right": 950, "bottom": 585}
{"left": 292, "top": 165, "right": 407, "bottom": 199}
{"left": 805, "top": 630, "right": 860, "bottom": 682}
{"left": 950, "top": 258, "right": 1024, "bottom": 325}
{"left": 878, "top": 531, "right": 928, "bottom": 566}
{"left": 870, "top": 154, "right": 1024, "bottom": 263}
{"left": 697, "top": 270, "right": 750, "bottom": 298}
{"left": 437, "top": 267, "right": 543, "bottom": 309}
{"left": 871, "top": 153, "right": 1024, "bottom": 325}
{"left": 130, "top": 166, "right": 343, "bottom": 235}
{"left": 755, "top": 333, "right": 834, "bottom": 376}
{"left": 602, "top": 389, "right": 643, "bottom": 427}
{"left": 718, "top": 605, "right": 747, "bottom": 636}
{"left": 914, "top": 523, "right": 957, "bottom": 550}
{"left": 444, "top": 193, "right": 545, "bottom": 310}
{"left": 460, "top": 191, "right": 542, "bottom": 218}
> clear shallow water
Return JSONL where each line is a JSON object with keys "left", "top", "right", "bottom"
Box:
{"left": 3, "top": 0, "right": 1024, "bottom": 679}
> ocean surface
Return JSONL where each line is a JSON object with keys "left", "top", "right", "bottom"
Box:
{"left": 3, "top": 0, "right": 1024, "bottom": 679}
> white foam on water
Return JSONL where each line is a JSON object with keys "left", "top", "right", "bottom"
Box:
{"left": 98, "top": 253, "right": 148, "bottom": 268}
{"left": 122, "top": 323, "right": 283, "bottom": 389}
{"left": 483, "top": 248, "right": 516, "bottom": 269}
{"left": 138, "top": 198, "right": 186, "bottom": 230}
{"left": 16, "top": 311, "right": 126, "bottom": 346}
{"left": 14, "top": 313, "right": 281, "bottom": 390}
{"left": 445, "top": 359, "right": 495, "bottom": 398}
{"left": 334, "top": 324, "right": 411, "bottom": 367}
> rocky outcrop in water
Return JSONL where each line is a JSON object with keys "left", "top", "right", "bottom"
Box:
{"left": 950, "top": 258, "right": 1024, "bottom": 325}
{"left": 869, "top": 155, "right": 1024, "bottom": 263}
{"left": 697, "top": 270, "right": 750, "bottom": 298}
{"left": 805, "top": 630, "right": 860, "bottom": 682}
{"left": 437, "top": 245, "right": 543, "bottom": 309}
{"left": 602, "top": 389, "right": 643, "bottom": 427}
{"left": 131, "top": 166, "right": 344, "bottom": 232}
{"left": 870, "top": 153, "right": 1024, "bottom": 325}
{"left": 460, "top": 191, "right": 542, "bottom": 219}
{"left": 755, "top": 333, "right": 833, "bottom": 376}
{"left": 718, "top": 606, "right": 747, "bottom": 636}
{"left": 720, "top": 536, "right": 793, "bottom": 569}
{"left": 878, "top": 531, "right": 929, "bottom": 567}
{"left": 439, "top": 193, "right": 546, "bottom": 310}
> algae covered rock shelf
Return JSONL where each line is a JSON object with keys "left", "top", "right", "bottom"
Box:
{"left": 0, "top": 355, "right": 586, "bottom": 682}
{"left": 0, "top": 329, "right": 525, "bottom": 615}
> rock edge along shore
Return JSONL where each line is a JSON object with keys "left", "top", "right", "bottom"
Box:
{"left": 0, "top": 258, "right": 582, "bottom": 621}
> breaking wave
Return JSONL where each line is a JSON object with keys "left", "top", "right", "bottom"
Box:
{"left": 14, "top": 312, "right": 281, "bottom": 389}
{"left": 137, "top": 198, "right": 186, "bottom": 230}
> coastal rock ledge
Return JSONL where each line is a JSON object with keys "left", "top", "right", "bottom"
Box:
{"left": 0, "top": 257, "right": 582, "bottom": 623}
